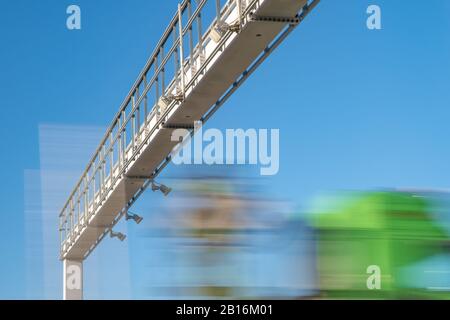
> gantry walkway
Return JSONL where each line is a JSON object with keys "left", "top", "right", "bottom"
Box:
{"left": 59, "top": 0, "right": 320, "bottom": 262}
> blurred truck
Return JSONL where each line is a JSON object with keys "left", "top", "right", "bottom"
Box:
{"left": 308, "top": 190, "right": 450, "bottom": 299}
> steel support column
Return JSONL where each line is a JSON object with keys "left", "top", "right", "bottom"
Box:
{"left": 63, "top": 259, "right": 83, "bottom": 300}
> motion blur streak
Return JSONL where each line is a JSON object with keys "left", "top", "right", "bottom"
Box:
{"left": 135, "top": 172, "right": 316, "bottom": 299}
{"left": 309, "top": 190, "right": 450, "bottom": 299}
{"left": 134, "top": 172, "right": 450, "bottom": 299}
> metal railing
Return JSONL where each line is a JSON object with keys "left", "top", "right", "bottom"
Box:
{"left": 59, "top": 0, "right": 253, "bottom": 251}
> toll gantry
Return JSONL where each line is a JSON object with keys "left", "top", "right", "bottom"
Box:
{"left": 59, "top": 0, "right": 320, "bottom": 299}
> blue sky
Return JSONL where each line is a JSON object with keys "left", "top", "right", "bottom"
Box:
{"left": 1, "top": 0, "right": 450, "bottom": 299}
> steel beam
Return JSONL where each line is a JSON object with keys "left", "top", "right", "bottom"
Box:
{"left": 63, "top": 259, "right": 83, "bottom": 300}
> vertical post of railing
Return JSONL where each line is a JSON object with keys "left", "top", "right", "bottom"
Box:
{"left": 196, "top": 0, "right": 204, "bottom": 67}
{"left": 173, "top": 27, "right": 178, "bottom": 89}
{"left": 92, "top": 165, "right": 96, "bottom": 212}
{"left": 101, "top": 145, "right": 106, "bottom": 197}
{"left": 132, "top": 114, "right": 136, "bottom": 151}
{"left": 60, "top": 213, "right": 64, "bottom": 245}
{"left": 131, "top": 95, "right": 136, "bottom": 151}
{"left": 78, "top": 191, "right": 81, "bottom": 224}
{"left": 64, "top": 215, "right": 67, "bottom": 241}
{"left": 144, "top": 74, "right": 149, "bottom": 127}
{"left": 59, "top": 218, "right": 63, "bottom": 247}
{"left": 121, "top": 110, "right": 126, "bottom": 163}
{"left": 104, "top": 145, "right": 107, "bottom": 186}
{"left": 155, "top": 57, "right": 159, "bottom": 103}
{"left": 178, "top": 3, "right": 185, "bottom": 97}
{"left": 98, "top": 156, "right": 102, "bottom": 200}
{"left": 118, "top": 116, "right": 123, "bottom": 171}
{"left": 100, "top": 156, "right": 103, "bottom": 198}
{"left": 236, "top": 0, "right": 242, "bottom": 27}
{"left": 73, "top": 193, "right": 77, "bottom": 228}
{"left": 110, "top": 131, "right": 114, "bottom": 182}
{"left": 106, "top": 145, "right": 108, "bottom": 181}
{"left": 98, "top": 161, "right": 101, "bottom": 201}
{"left": 85, "top": 171, "right": 90, "bottom": 219}
{"left": 64, "top": 214, "right": 67, "bottom": 241}
{"left": 188, "top": 1, "right": 194, "bottom": 65}
{"left": 62, "top": 215, "right": 66, "bottom": 243}
{"left": 84, "top": 176, "right": 88, "bottom": 223}
{"left": 74, "top": 196, "right": 77, "bottom": 229}
{"left": 161, "top": 46, "right": 166, "bottom": 95}
{"left": 215, "top": 0, "right": 221, "bottom": 21}
{"left": 70, "top": 199, "right": 74, "bottom": 237}
{"left": 72, "top": 198, "right": 75, "bottom": 232}
{"left": 137, "top": 89, "right": 141, "bottom": 136}
{"left": 77, "top": 197, "right": 80, "bottom": 226}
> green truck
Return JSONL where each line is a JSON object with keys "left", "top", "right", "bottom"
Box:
{"left": 308, "top": 190, "right": 450, "bottom": 299}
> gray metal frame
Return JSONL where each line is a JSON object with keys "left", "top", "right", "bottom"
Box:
{"left": 59, "top": 0, "right": 320, "bottom": 259}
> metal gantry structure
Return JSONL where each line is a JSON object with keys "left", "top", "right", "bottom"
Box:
{"left": 59, "top": 0, "right": 320, "bottom": 299}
